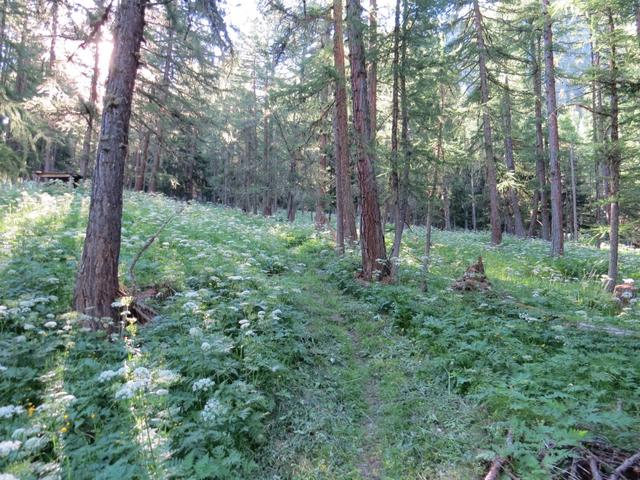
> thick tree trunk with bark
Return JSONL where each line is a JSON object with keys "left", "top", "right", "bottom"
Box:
{"left": 605, "top": 11, "right": 620, "bottom": 292}
{"left": 347, "top": 0, "right": 388, "bottom": 280}
{"left": 73, "top": 0, "right": 146, "bottom": 324}
{"left": 333, "top": 0, "right": 357, "bottom": 249}
{"left": 502, "top": 77, "right": 525, "bottom": 237}
{"left": 368, "top": 0, "right": 377, "bottom": 141}
{"left": 542, "top": 0, "right": 564, "bottom": 256}
{"left": 472, "top": 0, "right": 501, "bottom": 245}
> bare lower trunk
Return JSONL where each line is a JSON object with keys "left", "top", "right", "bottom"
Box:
{"left": 473, "top": 0, "right": 501, "bottom": 245}
{"left": 333, "top": 0, "right": 357, "bottom": 249}
{"left": 569, "top": 144, "right": 579, "bottom": 240}
{"left": 315, "top": 83, "right": 329, "bottom": 229}
{"left": 605, "top": 11, "right": 620, "bottom": 292}
{"left": 134, "top": 130, "right": 149, "bottom": 191}
{"left": 532, "top": 33, "right": 550, "bottom": 240}
{"left": 74, "top": 0, "right": 146, "bottom": 323}
{"left": 347, "top": 0, "right": 388, "bottom": 280}
{"left": 502, "top": 76, "right": 525, "bottom": 237}
{"left": 542, "top": 0, "right": 564, "bottom": 256}
{"left": 368, "top": 0, "right": 377, "bottom": 142}
{"left": 80, "top": 40, "right": 101, "bottom": 178}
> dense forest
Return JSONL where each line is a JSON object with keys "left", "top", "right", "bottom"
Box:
{"left": 0, "top": 0, "right": 639, "bottom": 478}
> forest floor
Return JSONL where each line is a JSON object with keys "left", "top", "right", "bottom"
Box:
{"left": 1, "top": 183, "right": 639, "bottom": 479}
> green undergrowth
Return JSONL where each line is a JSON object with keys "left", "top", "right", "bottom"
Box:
{"left": 0, "top": 182, "right": 638, "bottom": 479}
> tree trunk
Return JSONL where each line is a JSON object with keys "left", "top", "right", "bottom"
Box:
{"left": 590, "top": 34, "right": 603, "bottom": 247}
{"left": 390, "top": 0, "right": 401, "bottom": 250}
{"left": 134, "top": 130, "right": 150, "bottom": 191}
{"left": 0, "top": 0, "right": 7, "bottom": 82}
{"left": 391, "top": 0, "right": 410, "bottom": 278}
{"left": 569, "top": 144, "right": 579, "bottom": 241}
{"left": 148, "top": 26, "right": 174, "bottom": 193}
{"left": 346, "top": 0, "right": 388, "bottom": 280}
{"left": 502, "top": 76, "right": 525, "bottom": 237}
{"left": 80, "top": 39, "right": 101, "bottom": 178}
{"left": 542, "top": 0, "right": 564, "bottom": 256}
{"left": 73, "top": 0, "right": 147, "bottom": 324}
{"left": 471, "top": 169, "right": 477, "bottom": 231}
{"left": 472, "top": 0, "right": 501, "bottom": 245}
{"left": 48, "top": 0, "right": 58, "bottom": 74}
{"left": 333, "top": 0, "right": 357, "bottom": 249}
{"left": 531, "top": 33, "right": 550, "bottom": 240}
{"left": 315, "top": 67, "right": 329, "bottom": 229}
{"left": 368, "top": 0, "right": 377, "bottom": 141}
{"left": 605, "top": 11, "right": 620, "bottom": 292}
{"left": 286, "top": 153, "right": 298, "bottom": 222}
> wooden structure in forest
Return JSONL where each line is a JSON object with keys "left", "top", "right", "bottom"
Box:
{"left": 34, "top": 171, "right": 82, "bottom": 185}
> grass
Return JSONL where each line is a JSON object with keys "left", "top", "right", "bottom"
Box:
{"left": 0, "top": 182, "right": 638, "bottom": 479}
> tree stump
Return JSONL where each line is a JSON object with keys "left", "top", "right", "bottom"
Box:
{"left": 451, "top": 256, "right": 492, "bottom": 292}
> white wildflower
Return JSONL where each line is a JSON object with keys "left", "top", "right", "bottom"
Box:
{"left": 115, "top": 380, "right": 147, "bottom": 400}
{"left": 201, "top": 342, "right": 212, "bottom": 352}
{"left": 44, "top": 321, "right": 57, "bottom": 329}
{"left": 153, "top": 389, "right": 169, "bottom": 396}
{"left": 98, "top": 370, "right": 120, "bottom": 382}
{"left": 23, "top": 436, "right": 47, "bottom": 452}
{"left": 0, "top": 473, "right": 19, "bottom": 480}
{"left": 14, "top": 335, "right": 26, "bottom": 343}
{"left": 0, "top": 365, "right": 6, "bottom": 372}
{"left": 133, "top": 367, "right": 151, "bottom": 380}
{"left": 192, "top": 378, "right": 215, "bottom": 392}
{"left": 201, "top": 398, "right": 228, "bottom": 422}
{"left": 0, "top": 440, "right": 21, "bottom": 456}
{"left": 184, "top": 291, "right": 199, "bottom": 298}
{"left": 0, "top": 406, "right": 25, "bottom": 419}
{"left": 623, "top": 278, "right": 635, "bottom": 285}
{"left": 189, "top": 327, "right": 202, "bottom": 337}
{"left": 156, "top": 369, "right": 180, "bottom": 385}
{"left": 239, "top": 319, "right": 250, "bottom": 329}
{"left": 183, "top": 301, "right": 198, "bottom": 311}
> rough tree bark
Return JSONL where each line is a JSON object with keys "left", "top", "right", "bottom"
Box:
{"left": 605, "top": 10, "right": 620, "bottom": 292}
{"left": 315, "top": 71, "right": 329, "bottom": 229}
{"left": 368, "top": 0, "right": 377, "bottom": 142}
{"left": 346, "top": 0, "right": 388, "bottom": 280}
{"left": 502, "top": 76, "right": 525, "bottom": 237}
{"left": 73, "top": 0, "right": 147, "bottom": 324}
{"left": 542, "top": 0, "right": 564, "bottom": 256}
{"left": 333, "top": 0, "right": 357, "bottom": 250}
{"left": 472, "top": 0, "right": 501, "bottom": 245}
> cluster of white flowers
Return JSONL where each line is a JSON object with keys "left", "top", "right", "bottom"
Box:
{"left": 23, "top": 436, "right": 47, "bottom": 452}
{"left": 0, "top": 406, "right": 25, "bottom": 419}
{"left": 201, "top": 342, "right": 212, "bottom": 352}
{"left": 192, "top": 378, "right": 215, "bottom": 392}
{"left": 0, "top": 473, "right": 19, "bottom": 480}
{"left": 43, "top": 321, "right": 57, "bottom": 329}
{"left": 97, "top": 367, "right": 126, "bottom": 383}
{"left": 189, "top": 327, "right": 202, "bottom": 337}
{"left": 115, "top": 379, "right": 148, "bottom": 400}
{"left": 0, "top": 364, "right": 6, "bottom": 372}
{"left": 0, "top": 440, "right": 21, "bottom": 457}
{"left": 201, "top": 398, "right": 228, "bottom": 422}
{"left": 155, "top": 369, "right": 180, "bottom": 385}
{"left": 183, "top": 301, "right": 199, "bottom": 312}
{"left": 238, "top": 319, "right": 250, "bottom": 329}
